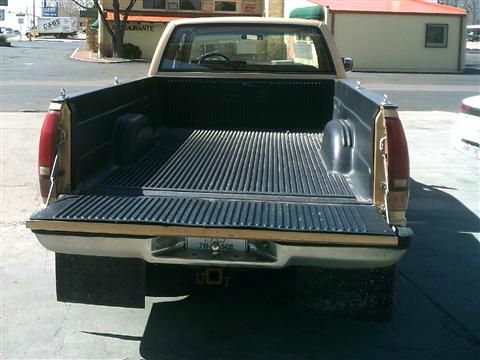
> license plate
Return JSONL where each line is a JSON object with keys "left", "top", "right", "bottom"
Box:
{"left": 186, "top": 237, "right": 248, "bottom": 252}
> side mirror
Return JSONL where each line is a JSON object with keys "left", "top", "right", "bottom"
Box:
{"left": 342, "top": 57, "right": 353, "bottom": 72}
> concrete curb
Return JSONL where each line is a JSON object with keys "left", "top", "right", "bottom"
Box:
{"left": 70, "top": 48, "right": 138, "bottom": 64}
{"left": 70, "top": 48, "right": 80, "bottom": 60}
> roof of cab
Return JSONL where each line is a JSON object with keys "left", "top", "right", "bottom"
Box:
{"left": 168, "top": 16, "right": 324, "bottom": 27}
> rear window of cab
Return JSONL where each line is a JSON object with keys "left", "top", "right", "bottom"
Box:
{"left": 159, "top": 24, "right": 335, "bottom": 74}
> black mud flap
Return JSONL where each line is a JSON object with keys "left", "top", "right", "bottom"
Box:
{"left": 56, "top": 254, "right": 146, "bottom": 308}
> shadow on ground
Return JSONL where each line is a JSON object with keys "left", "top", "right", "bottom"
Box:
{"left": 399, "top": 179, "right": 480, "bottom": 342}
{"left": 83, "top": 179, "right": 479, "bottom": 359}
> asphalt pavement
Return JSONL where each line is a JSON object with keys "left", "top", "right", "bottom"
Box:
{"left": 0, "top": 41, "right": 479, "bottom": 112}
{"left": 0, "top": 40, "right": 479, "bottom": 359}
{"left": 0, "top": 41, "right": 150, "bottom": 112}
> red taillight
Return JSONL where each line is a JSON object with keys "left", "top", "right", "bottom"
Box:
{"left": 385, "top": 117, "right": 410, "bottom": 192}
{"left": 460, "top": 103, "right": 471, "bottom": 114}
{"left": 38, "top": 111, "right": 60, "bottom": 200}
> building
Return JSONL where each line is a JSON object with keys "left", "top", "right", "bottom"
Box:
{"left": 98, "top": 0, "right": 265, "bottom": 59}
{"left": 284, "top": 0, "right": 467, "bottom": 73}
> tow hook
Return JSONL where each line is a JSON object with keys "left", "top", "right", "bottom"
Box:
{"left": 196, "top": 268, "right": 234, "bottom": 287}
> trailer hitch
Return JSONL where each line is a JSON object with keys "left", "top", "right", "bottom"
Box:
{"left": 196, "top": 268, "right": 234, "bottom": 287}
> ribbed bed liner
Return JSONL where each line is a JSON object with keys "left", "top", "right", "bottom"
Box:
{"left": 31, "top": 194, "right": 393, "bottom": 235}
{"left": 96, "top": 128, "right": 354, "bottom": 199}
{"left": 31, "top": 128, "right": 387, "bottom": 235}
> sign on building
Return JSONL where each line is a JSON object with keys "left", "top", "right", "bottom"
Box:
{"left": 42, "top": 6, "right": 58, "bottom": 17}
{"left": 0, "top": 0, "right": 8, "bottom": 7}
{"left": 0, "top": 9, "right": 4, "bottom": 21}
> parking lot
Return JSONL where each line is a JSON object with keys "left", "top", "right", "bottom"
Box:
{"left": 1, "top": 41, "right": 479, "bottom": 359}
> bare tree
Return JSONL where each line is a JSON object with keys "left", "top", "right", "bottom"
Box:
{"left": 438, "top": 0, "right": 480, "bottom": 24}
{"left": 464, "top": 0, "right": 480, "bottom": 23}
{"left": 71, "top": 0, "right": 94, "bottom": 7}
{"left": 438, "top": 0, "right": 461, "bottom": 5}
{"left": 50, "top": 1, "right": 136, "bottom": 58}
{"left": 92, "top": 0, "right": 137, "bottom": 58}
{"left": 42, "top": 1, "right": 93, "bottom": 16}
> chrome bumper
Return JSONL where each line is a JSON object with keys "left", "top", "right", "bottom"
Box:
{"left": 34, "top": 231, "right": 411, "bottom": 269}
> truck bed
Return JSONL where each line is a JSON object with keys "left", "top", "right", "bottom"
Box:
{"left": 95, "top": 128, "right": 354, "bottom": 199}
{"left": 31, "top": 128, "right": 393, "bottom": 237}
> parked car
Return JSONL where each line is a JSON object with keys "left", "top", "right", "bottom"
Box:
{"left": 466, "top": 25, "right": 480, "bottom": 42}
{"left": 13, "top": 30, "right": 20, "bottom": 35}
{"left": 452, "top": 95, "right": 480, "bottom": 159}
{"left": 461, "top": 95, "right": 480, "bottom": 117}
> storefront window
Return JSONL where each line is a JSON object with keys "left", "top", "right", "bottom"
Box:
{"left": 425, "top": 24, "right": 448, "bottom": 48}
{"left": 180, "top": 0, "right": 201, "bottom": 10}
{"left": 214, "top": 1, "right": 237, "bottom": 12}
{"left": 143, "top": 0, "right": 166, "bottom": 9}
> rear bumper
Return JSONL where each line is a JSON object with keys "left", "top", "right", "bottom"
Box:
{"left": 33, "top": 228, "right": 412, "bottom": 269}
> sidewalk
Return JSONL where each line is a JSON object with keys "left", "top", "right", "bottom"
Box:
{"left": 71, "top": 47, "right": 138, "bottom": 63}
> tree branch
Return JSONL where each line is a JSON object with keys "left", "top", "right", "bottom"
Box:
{"left": 71, "top": 0, "right": 90, "bottom": 10}
{"left": 93, "top": 0, "right": 115, "bottom": 40}
{"left": 121, "top": 0, "right": 137, "bottom": 33}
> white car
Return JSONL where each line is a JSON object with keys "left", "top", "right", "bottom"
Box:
{"left": 461, "top": 95, "right": 480, "bottom": 117}
{"left": 453, "top": 95, "right": 480, "bottom": 158}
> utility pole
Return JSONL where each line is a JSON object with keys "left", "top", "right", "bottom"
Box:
{"left": 33, "top": 0, "right": 35, "bottom": 27}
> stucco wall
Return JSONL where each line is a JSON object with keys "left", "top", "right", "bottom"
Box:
{"left": 330, "top": 13, "right": 464, "bottom": 72}
{"left": 99, "top": 21, "right": 164, "bottom": 59}
{"left": 123, "top": 23, "right": 167, "bottom": 59}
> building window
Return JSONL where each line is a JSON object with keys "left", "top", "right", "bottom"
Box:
{"left": 215, "top": 1, "right": 237, "bottom": 12}
{"left": 180, "top": 0, "right": 201, "bottom": 10}
{"left": 425, "top": 24, "right": 448, "bottom": 48}
{"left": 144, "top": 0, "right": 166, "bottom": 9}
{"left": 167, "top": 1, "right": 179, "bottom": 10}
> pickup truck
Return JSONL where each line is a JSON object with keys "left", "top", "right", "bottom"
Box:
{"left": 27, "top": 17, "right": 412, "bottom": 318}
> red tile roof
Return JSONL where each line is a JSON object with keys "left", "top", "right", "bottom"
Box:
{"left": 310, "top": 0, "right": 466, "bottom": 15}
